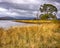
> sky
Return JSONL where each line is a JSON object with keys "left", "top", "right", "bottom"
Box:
{"left": 0, "top": 0, "right": 60, "bottom": 18}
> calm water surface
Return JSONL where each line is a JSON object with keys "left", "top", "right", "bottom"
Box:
{"left": 0, "top": 20, "right": 26, "bottom": 28}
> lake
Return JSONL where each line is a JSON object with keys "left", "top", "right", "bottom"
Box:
{"left": 0, "top": 20, "right": 27, "bottom": 28}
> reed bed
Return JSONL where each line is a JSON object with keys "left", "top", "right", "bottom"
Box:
{"left": 0, "top": 23, "right": 60, "bottom": 48}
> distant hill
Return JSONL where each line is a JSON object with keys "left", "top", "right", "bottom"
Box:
{"left": 57, "top": 18, "right": 60, "bottom": 20}
{"left": 0, "top": 16, "right": 15, "bottom": 20}
{"left": 14, "top": 16, "right": 36, "bottom": 20}
{"left": 0, "top": 16, "right": 36, "bottom": 20}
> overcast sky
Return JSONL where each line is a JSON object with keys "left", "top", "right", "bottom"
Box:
{"left": 0, "top": 0, "right": 60, "bottom": 18}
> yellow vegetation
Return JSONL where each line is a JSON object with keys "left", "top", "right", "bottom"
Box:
{"left": 15, "top": 20, "right": 60, "bottom": 24}
{"left": 0, "top": 23, "right": 60, "bottom": 48}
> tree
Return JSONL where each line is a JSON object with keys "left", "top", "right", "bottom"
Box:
{"left": 39, "top": 4, "right": 58, "bottom": 20}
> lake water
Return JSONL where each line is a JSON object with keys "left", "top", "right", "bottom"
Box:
{"left": 0, "top": 20, "right": 27, "bottom": 28}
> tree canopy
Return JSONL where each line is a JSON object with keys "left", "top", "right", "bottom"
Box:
{"left": 38, "top": 4, "right": 58, "bottom": 20}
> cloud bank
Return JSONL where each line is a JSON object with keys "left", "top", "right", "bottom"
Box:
{"left": 0, "top": 0, "right": 60, "bottom": 18}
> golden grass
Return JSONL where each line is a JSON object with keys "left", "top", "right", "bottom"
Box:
{"left": 14, "top": 20, "right": 60, "bottom": 24}
{"left": 0, "top": 23, "right": 60, "bottom": 48}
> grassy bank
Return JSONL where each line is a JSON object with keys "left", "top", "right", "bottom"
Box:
{"left": 15, "top": 20, "right": 60, "bottom": 24}
{"left": 0, "top": 23, "right": 60, "bottom": 48}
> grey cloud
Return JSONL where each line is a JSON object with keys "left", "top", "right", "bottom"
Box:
{"left": 0, "top": 2, "right": 39, "bottom": 11}
{"left": 11, "top": 9, "right": 36, "bottom": 17}
{"left": 44, "top": 0, "right": 60, "bottom": 3}
{"left": 52, "top": 0, "right": 60, "bottom": 2}
{"left": 0, "top": 0, "right": 60, "bottom": 18}
{"left": 0, "top": 2, "right": 39, "bottom": 17}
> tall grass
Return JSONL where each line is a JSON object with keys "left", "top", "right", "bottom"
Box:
{"left": 0, "top": 23, "right": 60, "bottom": 48}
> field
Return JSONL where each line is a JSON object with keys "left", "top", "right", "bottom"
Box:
{"left": 0, "top": 21, "right": 60, "bottom": 48}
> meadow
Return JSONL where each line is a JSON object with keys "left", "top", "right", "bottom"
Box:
{"left": 0, "top": 21, "right": 60, "bottom": 48}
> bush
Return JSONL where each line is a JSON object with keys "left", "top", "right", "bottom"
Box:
{"left": 40, "top": 14, "right": 57, "bottom": 20}
{"left": 40, "top": 14, "right": 49, "bottom": 20}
